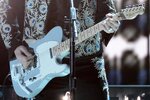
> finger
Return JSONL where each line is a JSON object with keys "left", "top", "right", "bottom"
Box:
{"left": 106, "top": 13, "right": 120, "bottom": 22}
{"left": 109, "top": 18, "right": 120, "bottom": 27}
{"left": 15, "top": 49, "right": 31, "bottom": 63}
{"left": 107, "top": 19, "right": 119, "bottom": 31}
{"left": 16, "top": 55, "right": 29, "bottom": 68}
{"left": 106, "top": 13, "right": 114, "bottom": 18}
{"left": 15, "top": 48, "right": 28, "bottom": 61}
{"left": 18, "top": 56, "right": 33, "bottom": 69}
{"left": 22, "top": 60, "right": 32, "bottom": 69}
{"left": 103, "top": 20, "right": 111, "bottom": 32}
{"left": 101, "top": 21, "right": 113, "bottom": 33}
{"left": 104, "top": 19, "right": 116, "bottom": 33}
{"left": 27, "top": 56, "right": 35, "bottom": 62}
{"left": 15, "top": 51, "right": 34, "bottom": 63}
{"left": 14, "top": 46, "right": 34, "bottom": 69}
{"left": 20, "top": 46, "right": 33, "bottom": 57}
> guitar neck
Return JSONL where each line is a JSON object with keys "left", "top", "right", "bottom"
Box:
{"left": 51, "top": 4, "right": 145, "bottom": 56}
{"left": 51, "top": 17, "right": 117, "bottom": 56}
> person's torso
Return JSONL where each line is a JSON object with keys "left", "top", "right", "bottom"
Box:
{"left": 23, "top": 0, "right": 103, "bottom": 59}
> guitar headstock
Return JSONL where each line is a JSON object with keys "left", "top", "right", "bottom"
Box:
{"left": 119, "top": 4, "right": 145, "bottom": 20}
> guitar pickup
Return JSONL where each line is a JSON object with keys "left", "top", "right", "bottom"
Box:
{"left": 29, "top": 77, "right": 37, "bottom": 82}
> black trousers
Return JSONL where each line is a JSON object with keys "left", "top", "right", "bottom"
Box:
{"left": 35, "top": 59, "right": 108, "bottom": 100}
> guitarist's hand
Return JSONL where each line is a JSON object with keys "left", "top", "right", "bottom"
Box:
{"left": 102, "top": 13, "right": 120, "bottom": 33}
{"left": 14, "top": 45, "right": 34, "bottom": 69}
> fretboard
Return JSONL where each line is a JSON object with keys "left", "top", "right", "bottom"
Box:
{"left": 51, "top": 21, "right": 105, "bottom": 57}
{"left": 50, "top": 3, "right": 145, "bottom": 57}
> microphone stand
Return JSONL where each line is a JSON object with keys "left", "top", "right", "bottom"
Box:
{"left": 69, "top": 0, "right": 78, "bottom": 100}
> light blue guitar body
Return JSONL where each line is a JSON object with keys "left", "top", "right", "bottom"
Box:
{"left": 9, "top": 26, "right": 70, "bottom": 98}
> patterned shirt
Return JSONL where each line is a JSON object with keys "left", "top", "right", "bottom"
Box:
{"left": 24, "top": 0, "right": 49, "bottom": 40}
{"left": 0, "top": 0, "right": 115, "bottom": 58}
{"left": 0, "top": 0, "right": 12, "bottom": 48}
{"left": 23, "top": 0, "right": 101, "bottom": 58}
{"left": 0, "top": 1, "right": 116, "bottom": 99}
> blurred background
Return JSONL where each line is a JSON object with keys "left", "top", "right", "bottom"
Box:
{"left": 104, "top": 0, "right": 149, "bottom": 85}
{"left": 109, "top": 86, "right": 150, "bottom": 100}
{"left": 0, "top": 0, "right": 149, "bottom": 99}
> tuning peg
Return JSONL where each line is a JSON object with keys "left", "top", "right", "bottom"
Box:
{"left": 121, "top": 9, "right": 125, "bottom": 12}
{"left": 125, "top": 5, "right": 129, "bottom": 8}
{"left": 129, "top": 5, "right": 133, "bottom": 8}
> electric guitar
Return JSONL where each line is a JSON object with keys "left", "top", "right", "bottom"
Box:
{"left": 9, "top": 4, "right": 145, "bottom": 98}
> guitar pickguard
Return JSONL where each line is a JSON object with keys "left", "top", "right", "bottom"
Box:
{"left": 10, "top": 26, "right": 70, "bottom": 98}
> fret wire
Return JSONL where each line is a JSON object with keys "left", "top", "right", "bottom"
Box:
{"left": 82, "top": 31, "right": 86, "bottom": 41}
{"left": 56, "top": 45, "right": 59, "bottom": 55}
{"left": 93, "top": 25, "right": 96, "bottom": 34}
{"left": 89, "top": 28, "right": 92, "bottom": 36}
{"left": 98, "top": 22, "right": 102, "bottom": 32}
{"left": 88, "top": 29, "right": 91, "bottom": 38}
{"left": 94, "top": 24, "right": 98, "bottom": 33}
{"left": 63, "top": 41, "right": 66, "bottom": 50}
{"left": 96, "top": 23, "right": 99, "bottom": 31}
{"left": 91, "top": 26, "right": 95, "bottom": 36}
{"left": 90, "top": 27, "right": 93, "bottom": 36}
{"left": 96, "top": 24, "right": 100, "bottom": 33}
{"left": 75, "top": 35, "right": 80, "bottom": 44}
{"left": 57, "top": 45, "right": 60, "bottom": 55}
{"left": 80, "top": 33, "right": 83, "bottom": 42}
{"left": 91, "top": 25, "right": 96, "bottom": 36}
{"left": 52, "top": 22, "right": 105, "bottom": 57}
{"left": 65, "top": 40, "right": 69, "bottom": 49}
{"left": 94, "top": 24, "right": 99, "bottom": 33}
{"left": 86, "top": 29, "right": 90, "bottom": 38}
{"left": 59, "top": 43, "right": 62, "bottom": 53}
{"left": 63, "top": 41, "right": 66, "bottom": 51}
{"left": 56, "top": 47, "right": 59, "bottom": 56}
{"left": 79, "top": 34, "right": 82, "bottom": 42}
{"left": 81, "top": 31, "right": 88, "bottom": 41}
{"left": 82, "top": 29, "right": 87, "bottom": 39}
{"left": 64, "top": 42, "right": 67, "bottom": 50}
{"left": 61, "top": 42, "right": 64, "bottom": 51}
{"left": 81, "top": 32, "right": 85, "bottom": 41}
{"left": 88, "top": 29, "right": 92, "bottom": 38}
{"left": 82, "top": 30, "right": 88, "bottom": 41}
{"left": 66, "top": 39, "right": 70, "bottom": 49}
